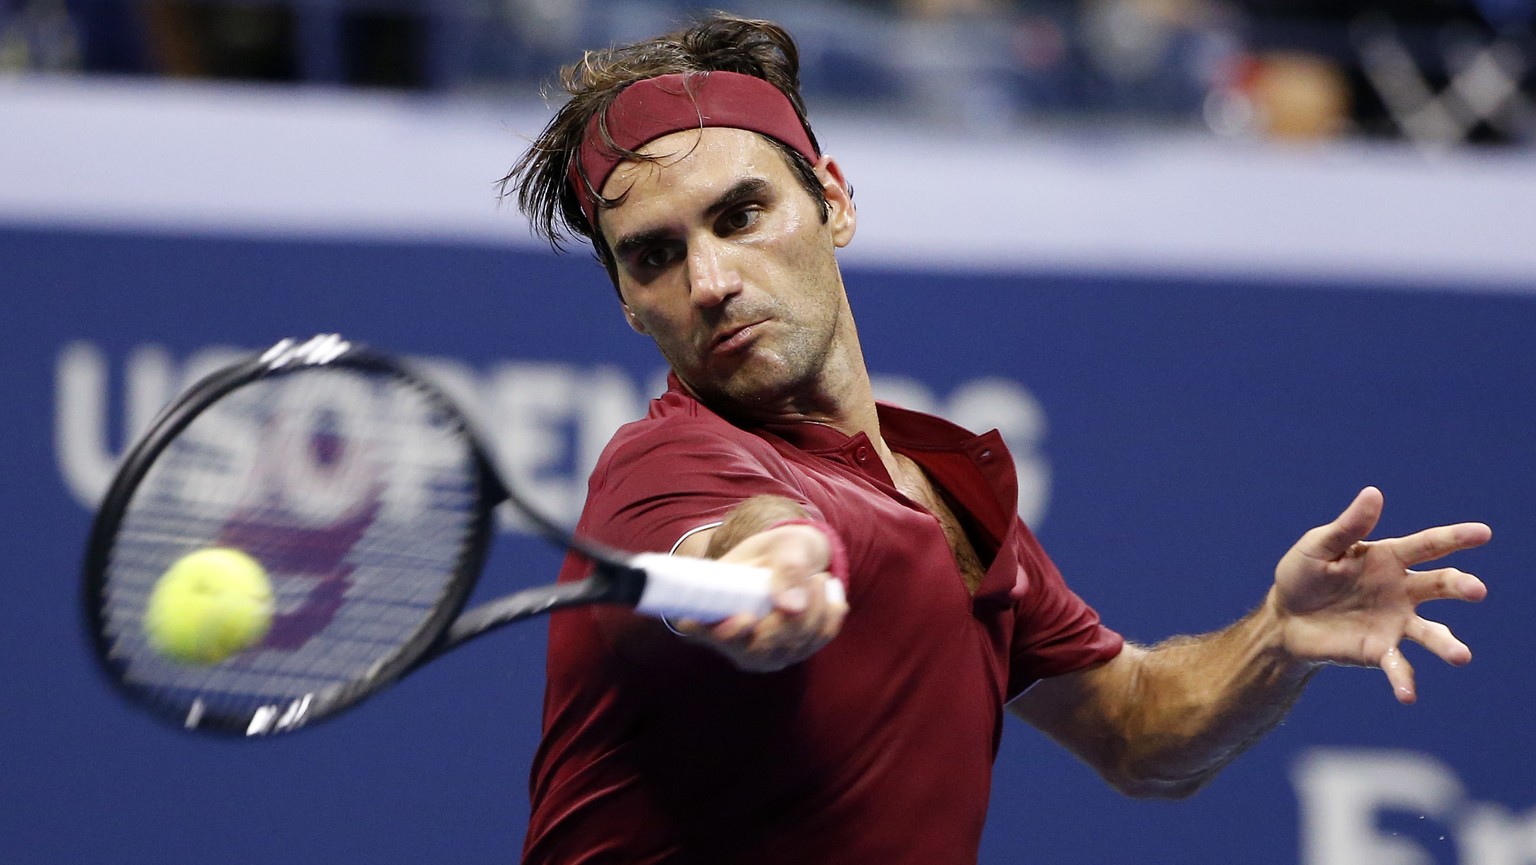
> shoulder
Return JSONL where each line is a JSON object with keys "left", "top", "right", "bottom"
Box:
{"left": 576, "top": 405, "right": 811, "bottom": 552}
{"left": 596, "top": 403, "right": 782, "bottom": 481}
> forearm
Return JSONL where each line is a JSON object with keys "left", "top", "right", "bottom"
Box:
{"left": 1103, "top": 593, "right": 1319, "bottom": 796}
{"left": 701, "top": 495, "right": 811, "bottom": 559}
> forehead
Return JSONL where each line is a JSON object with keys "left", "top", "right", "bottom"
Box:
{"left": 598, "top": 127, "right": 791, "bottom": 224}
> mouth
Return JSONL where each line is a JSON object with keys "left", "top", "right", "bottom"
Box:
{"left": 708, "top": 320, "right": 767, "bottom": 355}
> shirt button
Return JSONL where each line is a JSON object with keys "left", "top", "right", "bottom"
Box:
{"left": 854, "top": 446, "right": 870, "bottom": 462}
{"left": 978, "top": 448, "right": 993, "bottom": 462}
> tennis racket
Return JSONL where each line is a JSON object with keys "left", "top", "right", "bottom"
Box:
{"left": 83, "top": 334, "right": 790, "bottom": 737}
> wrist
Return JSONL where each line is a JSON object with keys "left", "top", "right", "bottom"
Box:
{"left": 1259, "top": 586, "right": 1325, "bottom": 673}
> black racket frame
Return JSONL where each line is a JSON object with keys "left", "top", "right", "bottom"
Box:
{"left": 82, "top": 335, "right": 647, "bottom": 736}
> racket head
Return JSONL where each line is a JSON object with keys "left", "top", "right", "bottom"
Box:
{"left": 82, "top": 336, "right": 501, "bottom": 736}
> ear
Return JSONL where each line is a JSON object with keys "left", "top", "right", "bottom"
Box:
{"left": 814, "top": 155, "right": 857, "bottom": 249}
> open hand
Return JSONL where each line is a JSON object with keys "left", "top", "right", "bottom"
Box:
{"left": 1271, "top": 486, "right": 1490, "bottom": 704}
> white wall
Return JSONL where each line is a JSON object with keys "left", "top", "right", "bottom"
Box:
{"left": 5, "top": 75, "right": 1536, "bottom": 289}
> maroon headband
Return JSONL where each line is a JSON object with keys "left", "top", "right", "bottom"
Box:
{"left": 571, "top": 71, "right": 819, "bottom": 226}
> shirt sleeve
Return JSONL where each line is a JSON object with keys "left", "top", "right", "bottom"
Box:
{"left": 1004, "top": 521, "right": 1124, "bottom": 701}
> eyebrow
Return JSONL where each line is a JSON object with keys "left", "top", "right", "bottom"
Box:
{"left": 705, "top": 177, "right": 771, "bottom": 218}
{"left": 611, "top": 177, "right": 773, "bottom": 259}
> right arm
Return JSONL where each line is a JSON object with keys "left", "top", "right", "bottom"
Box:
{"left": 668, "top": 494, "right": 849, "bottom": 672}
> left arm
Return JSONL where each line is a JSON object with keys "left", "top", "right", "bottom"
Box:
{"left": 1010, "top": 486, "right": 1490, "bottom": 799}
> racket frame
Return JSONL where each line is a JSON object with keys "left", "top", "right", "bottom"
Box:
{"left": 81, "top": 336, "right": 640, "bottom": 735}
{"left": 81, "top": 334, "right": 759, "bottom": 737}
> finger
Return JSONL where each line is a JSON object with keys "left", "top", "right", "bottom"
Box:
{"left": 744, "top": 615, "right": 814, "bottom": 668}
{"left": 1405, "top": 616, "right": 1472, "bottom": 666}
{"left": 780, "top": 583, "right": 827, "bottom": 649}
{"left": 1405, "top": 567, "right": 1489, "bottom": 605}
{"left": 721, "top": 575, "right": 845, "bottom": 670}
{"left": 708, "top": 612, "right": 760, "bottom": 642}
{"left": 1386, "top": 522, "right": 1493, "bottom": 567}
{"left": 800, "top": 574, "right": 846, "bottom": 645}
{"left": 761, "top": 583, "right": 838, "bottom": 655}
{"left": 802, "top": 579, "right": 843, "bottom": 642}
{"left": 775, "top": 583, "right": 810, "bottom": 614}
{"left": 1379, "top": 645, "right": 1417, "bottom": 705}
{"left": 1297, "top": 486, "right": 1384, "bottom": 560}
{"left": 767, "top": 570, "right": 817, "bottom": 638}
{"left": 818, "top": 579, "right": 848, "bottom": 643}
{"left": 768, "top": 568, "right": 833, "bottom": 630}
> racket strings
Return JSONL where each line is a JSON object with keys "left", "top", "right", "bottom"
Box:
{"left": 98, "top": 366, "right": 483, "bottom": 731}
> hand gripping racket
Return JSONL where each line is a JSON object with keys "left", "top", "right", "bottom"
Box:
{"left": 83, "top": 334, "right": 788, "bottom": 737}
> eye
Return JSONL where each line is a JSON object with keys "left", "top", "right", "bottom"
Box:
{"left": 637, "top": 244, "right": 681, "bottom": 271}
{"left": 718, "top": 207, "right": 761, "bottom": 235}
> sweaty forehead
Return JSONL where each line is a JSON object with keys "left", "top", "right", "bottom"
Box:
{"left": 598, "top": 128, "right": 789, "bottom": 218}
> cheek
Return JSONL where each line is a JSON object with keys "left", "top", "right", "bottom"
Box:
{"left": 618, "top": 285, "right": 677, "bottom": 336}
{"left": 773, "top": 226, "right": 840, "bottom": 294}
{"left": 629, "top": 305, "right": 687, "bottom": 346}
{"left": 758, "top": 211, "right": 828, "bottom": 276}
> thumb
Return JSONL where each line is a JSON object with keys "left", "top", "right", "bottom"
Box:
{"left": 1297, "top": 486, "right": 1384, "bottom": 561}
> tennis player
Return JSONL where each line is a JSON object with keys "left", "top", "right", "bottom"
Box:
{"left": 502, "top": 14, "right": 1490, "bottom": 864}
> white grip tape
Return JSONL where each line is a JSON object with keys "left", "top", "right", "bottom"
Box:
{"left": 631, "top": 553, "right": 846, "bottom": 622}
{"left": 632, "top": 553, "right": 772, "bottom": 620}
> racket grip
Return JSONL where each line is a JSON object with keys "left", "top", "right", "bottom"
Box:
{"left": 630, "top": 553, "right": 846, "bottom": 622}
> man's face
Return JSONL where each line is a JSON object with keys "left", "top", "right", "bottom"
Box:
{"left": 596, "top": 128, "right": 856, "bottom": 416}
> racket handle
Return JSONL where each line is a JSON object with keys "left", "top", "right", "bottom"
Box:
{"left": 630, "top": 553, "right": 845, "bottom": 622}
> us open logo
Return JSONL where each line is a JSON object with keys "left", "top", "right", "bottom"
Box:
{"left": 55, "top": 341, "right": 1054, "bottom": 528}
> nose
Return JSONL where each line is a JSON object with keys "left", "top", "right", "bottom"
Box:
{"left": 686, "top": 237, "right": 742, "bottom": 308}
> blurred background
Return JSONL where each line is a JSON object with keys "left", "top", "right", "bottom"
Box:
{"left": 7, "top": 0, "right": 1536, "bottom": 144}
{"left": 9, "top": 0, "right": 1536, "bottom": 143}
{"left": 3, "top": 1, "right": 1535, "bottom": 864}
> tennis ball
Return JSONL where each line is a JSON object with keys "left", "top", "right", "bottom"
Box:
{"left": 143, "top": 547, "right": 274, "bottom": 665}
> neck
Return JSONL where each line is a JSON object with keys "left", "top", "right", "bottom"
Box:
{"left": 688, "top": 314, "right": 891, "bottom": 456}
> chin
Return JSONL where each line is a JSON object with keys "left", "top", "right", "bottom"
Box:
{"left": 683, "top": 365, "right": 777, "bottom": 407}
{"left": 727, "top": 371, "right": 812, "bottom": 410}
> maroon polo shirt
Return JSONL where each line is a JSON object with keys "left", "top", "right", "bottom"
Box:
{"left": 522, "top": 376, "right": 1123, "bottom": 865}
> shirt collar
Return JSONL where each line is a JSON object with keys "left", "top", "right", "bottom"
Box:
{"left": 660, "top": 372, "right": 991, "bottom": 454}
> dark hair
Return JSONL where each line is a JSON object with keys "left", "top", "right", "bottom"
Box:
{"left": 500, "top": 13, "right": 830, "bottom": 282}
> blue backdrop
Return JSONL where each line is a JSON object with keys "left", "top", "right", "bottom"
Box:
{"left": 2, "top": 223, "right": 1531, "bottom": 864}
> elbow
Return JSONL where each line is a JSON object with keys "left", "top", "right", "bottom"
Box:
{"left": 1089, "top": 715, "right": 1229, "bottom": 800}
{"left": 1107, "top": 772, "right": 1210, "bottom": 801}
{"left": 1099, "top": 752, "right": 1221, "bottom": 800}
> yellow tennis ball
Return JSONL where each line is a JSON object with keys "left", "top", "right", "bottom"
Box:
{"left": 143, "top": 547, "right": 274, "bottom": 665}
